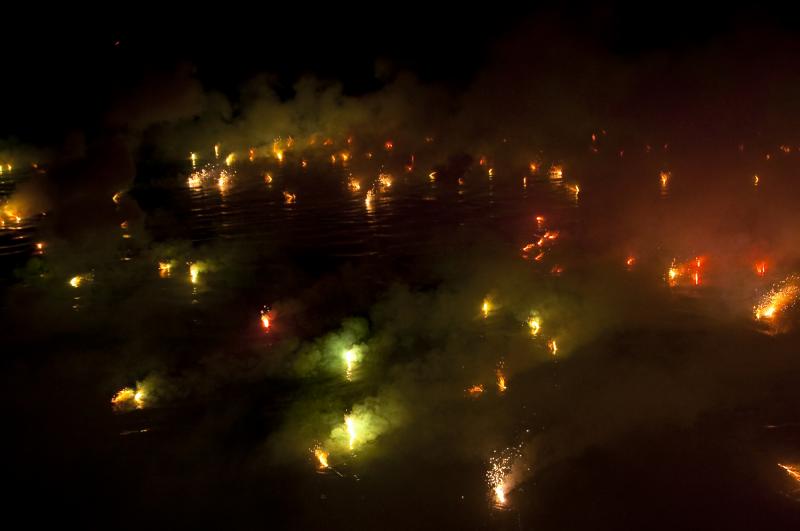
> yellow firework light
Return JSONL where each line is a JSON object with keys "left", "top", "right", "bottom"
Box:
{"left": 188, "top": 262, "right": 206, "bottom": 284}
{"left": 344, "top": 347, "right": 358, "bottom": 380}
{"left": 466, "top": 384, "right": 485, "bottom": 397}
{"left": 283, "top": 191, "right": 296, "bottom": 204}
{"left": 314, "top": 446, "right": 330, "bottom": 469}
{"left": 69, "top": 274, "right": 89, "bottom": 288}
{"left": 487, "top": 444, "right": 524, "bottom": 508}
{"left": 345, "top": 415, "right": 357, "bottom": 450}
{"left": 365, "top": 189, "right": 375, "bottom": 208}
{"left": 496, "top": 369, "right": 507, "bottom": 393}
{"left": 659, "top": 170, "right": 670, "bottom": 187}
{"left": 190, "top": 152, "right": 197, "bottom": 167}
{"left": 347, "top": 176, "right": 361, "bottom": 191}
{"left": 527, "top": 315, "right": 541, "bottom": 336}
{"left": 264, "top": 172, "right": 273, "bottom": 184}
{"left": 547, "top": 339, "right": 558, "bottom": 356}
{"left": 225, "top": 153, "right": 235, "bottom": 166}
{"left": 549, "top": 164, "right": 563, "bottom": 180}
{"left": 378, "top": 173, "right": 393, "bottom": 189}
{"left": 111, "top": 383, "right": 147, "bottom": 412}
{"left": 481, "top": 297, "right": 492, "bottom": 318}
{"left": 754, "top": 275, "right": 800, "bottom": 321}
{"left": 158, "top": 261, "right": 172, "bottom": 277}
{"left": 214, "top": 143, "right": 220, "bottom": 159}
{"left": 428, "top": 171, "right": 437, "bottom": 182}
{"left": 112, "top": 191, "right": 123, "bottom": 204}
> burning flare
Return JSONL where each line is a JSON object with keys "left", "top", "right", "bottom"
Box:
{"left": 467, "top": 384, "right": 485, "bottom": 397}
{"left": 314, "top": 446, "right": 330, "bottom": 469}
{"left": 260, "top": 308, "right": 271, "bottom": 331}
{"left": 754, "top": 274, "right": 800, "bottom": 321}
{"left": 779, "top": 463, "right": 800, "bottom": 483}
{"left": 527, "top": 315, "right": 541, "bottom": 336}
{"left": 482, "top": 298, "right": 492, "bottom": 318}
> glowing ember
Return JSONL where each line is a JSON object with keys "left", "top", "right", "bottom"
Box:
{"left": 754, "top": 275, "right": 800, "bottom": 321}
{"left": 264, "top": 172, "right": 273, "bottom": 184}
{"left": 384, "top": 140, "right": 393, "bottom": 150}
{"left": 428, "top": 171, "right": 437, "bottom": 182}
{"left": 755, "top": 261, "right": 767, "bottom": 277}
{"left": 345, "top": 415, "right": 357, "bottom": 450}
{"left": 666, "top": 257, "right": 705, "bottom": 287}
{"left": 466, "top": 384, "right": 485, "bottom": 396}
{"left": 69, "top": 275, "right": 85, "bottom": 288}
{"left": 659, "top": 170, "right": 670, "bottom": 187}
{"left": 260, "top": 309, "right": 271, "bottom": 331}
{"left": 111, "top": 384, "right": 146, "bottom": 412}
{"left": 214, "top": 143, "right": 220, "bottom": 159}
{"left": 217, "top": 170, "right": 231, "bottom": 191}
{"left": 283, "top": 191, "right": 297, "bottom": 204}
{"left": 529, "top": 162, "right": 538, "bottom": 173}
{"left": 626, "top": 256, "right": 636, "bottom": 268}
{"left": 547, "top": 339, "right": 558, "bottom": 356}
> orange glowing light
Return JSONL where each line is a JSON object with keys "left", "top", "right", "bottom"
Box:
{"left": 779, "top": 463, "right": 800, "bottom": 483}
{"left": 249, "top": 148, "right": 255, "bottom": 162}
{"left": 260, "top": 309, "right": 271, "bottom": 331}
{"left": 158, "top": 261, "right": 172, "bottom": 278}
{"left": 467, "top": 384, "right": 485, "bottom": 396}
{"left": 529, "top": 162, "right": 538, "bottom": 173}
{"left": 626, "top": 256, "right": 636, "bottom": 268}
{"left": 754, "top": 275, "right": 800, "bottom": 321}
{"left": 264, "top": 172, "right": 273, "bottom": 184}
{"left": 755, "top": 261, "right": 767, "bottom": 277}
{"left": 496, "top": 369, "right": 507, "bottom": 393}
{"left": 754, "top": 174, "right": 760, "bottom": 186}
{"left": 384, "top": 140, "right": 393, "bottom": 151}
{"left": 547, "top": 339, "right": 558, "bottom": 356}
{"left": 549, "top": 165, "right": 563, "bottom": 180}
{"left": 283, "top": 191, "right": 296, "bottom": 204}
{"left": 314, "top": 446, "right": 330, "bottom": 469}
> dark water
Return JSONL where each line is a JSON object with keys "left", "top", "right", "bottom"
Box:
{"left": 4, "top": 154, "right": 800, "bottom": 529}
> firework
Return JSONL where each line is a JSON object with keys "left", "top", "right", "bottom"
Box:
{"left": 112, "top": 191, "right": 123, "bottom": 204}
{"left": 527, "top": 315, "right": 541, "bottom": 336}
{"left": 69, "top": 274, "right": 91, "bottom": 288}
{"left": 466, "top": 384, "right": 485, "bottom": 397}
{"left": 283, "top": 191, "right": 297, "bottom": 204}
{"left": 549, "top": 165, "right": 563, "bottom": 180}
{"left": 190, "top": 152, "right": 197, "bottom": 167}
{"left": 225, "top": 153, "right": 235, "bottom": 167}
{"left": 666, "top": 257, "right": 704, "bottom": 287}
{"left": 214, "top": 143, "right": 220, "bottom": 159}
{"left": 345, "top": 415, "right": 357, "bottom": 450}
{"left": 754, "top": 174, "right": 759, "bottom": 186}
{"left": 496, "top": 368, "right": 507, "bottom": 393}
{"left": 659, "top": 170, "right": 670, "bottom": 188}
{"left": 313, "top": 445, "right": 330, "bottom": 469}
{"left": 111, "top": 384, "right": 147, "bottom": 412}
{"left": 347, "top": 176, "right": 361, "bottom": 191}
{"left": 343, "top": 347, "right": 360, "bottom": 381}
{"left": 547, "top": 339, "right": 558, "bottom": 356}
{"left": 487, "top": 444, "right": 524, "bottom": 507}
{"left": 482, "top": 297, "right": 492, "bottom": 318}
{"left": 264, "top": 172, "right": 273, "bottom": 184}
{"left": 378, "top": 173, "right": 393, "bottom": 189}
{"left": 260, "top": 308, "right": 271, "bottom": 331}
{"left": 429, "top": 171, "right": 437, "bottom": 182}
{"left": 755, "top": 261, "right": 767, "bottom": 277}
{"left": 188, "top": 262, "right": 205, "bottom": 284}
{"left": 529, "top": 162, "right": 538, "bottom": 173}
{"left": 754, "top": 275, "right": 800, "bottom": 321}
{"left": 626, "top": 256, "right": 636, "bottom": 269}
{"left": 779, "top": 463, "right": 800, "bottom": 483}
{"left": 365, "top": 189, "right": 375, "bottom": 208}
{"left": 158, "top": 261, "right": 172, "bottom": 278}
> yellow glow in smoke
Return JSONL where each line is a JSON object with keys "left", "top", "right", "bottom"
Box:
{"left": 527, "top": 315, "right": 541, "bottom": 336}
{"left": 214, "top": 144, "right": 220, "bottom": 159}
{"left": 547, "top": 339, "right": 558, "bottom": 356}
{"left": 69, "top": 275, "right": 83, "bottom": 288}
{"left": 225, "top": 153, "right": 235, "bottom": 167}
{"left": 314, "top": 446, "right": 329, "bottom": 469}
{"left": 345, "top": 415, "right": 356, "bottom": 450}
{"left": 482, "top": 298, "right": 492, "bottom": 318}
{"left": 158, "top": 261, "right": 172, "bottom": 277}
